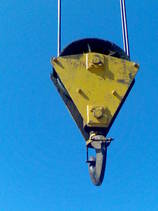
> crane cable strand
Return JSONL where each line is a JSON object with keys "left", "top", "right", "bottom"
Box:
{"left": 120, "top": 0, "right": 130, "bottom": 58}
{"left": 57, "top": 0, "right": 61, "bottom": 56}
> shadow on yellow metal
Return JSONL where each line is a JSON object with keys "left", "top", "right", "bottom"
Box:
{"left": 52, "top": 53, "right": 139, "bottom": 128}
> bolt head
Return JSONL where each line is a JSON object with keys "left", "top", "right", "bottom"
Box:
{"left": 93, "top": 107, "right": 104, "bottom": 119}
{"left": 133, "top": 63, "right": 139, "bottom": 68}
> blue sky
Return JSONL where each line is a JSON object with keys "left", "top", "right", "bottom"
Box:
{"left": 0, "top": 0, "right": 158, "bottom": 210}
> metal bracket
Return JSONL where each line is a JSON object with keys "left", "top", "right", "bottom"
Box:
{"left": 86, "top": 134, "right": 114, "bottom": 163}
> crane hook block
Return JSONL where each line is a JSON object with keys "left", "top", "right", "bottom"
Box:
{"left": 51, "top": 38, "right": 139, "bottom": 186}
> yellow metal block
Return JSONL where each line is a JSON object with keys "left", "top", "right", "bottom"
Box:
{"left": 52, "top": 53, "right": 139, "bottom": 128}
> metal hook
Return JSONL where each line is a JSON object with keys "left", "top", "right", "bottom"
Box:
{"left": 86, "top": 134, "right": 113, "bottom": 186}
{"left": 88, "top": 145, "right": 107, "bottom": 186}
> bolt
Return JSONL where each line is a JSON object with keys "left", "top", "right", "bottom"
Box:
{"left": 93, "top": 107, "right": 104, "bottom": 119}
{"left": 92, "top": 56, "right": 100, "bottom": 64}
{"left": 52, "top": 57, "right": 58, "bottom": 62}
{"left": 133, "top": 63, "right": 139, "bottom": 68}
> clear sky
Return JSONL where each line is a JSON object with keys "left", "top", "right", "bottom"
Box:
{"left": 0, "top": 0, "right": 158, "bottom": 210}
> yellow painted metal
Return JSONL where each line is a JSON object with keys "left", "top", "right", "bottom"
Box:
{"left": 52, "top": 53, "right": 139, "bottom": 127}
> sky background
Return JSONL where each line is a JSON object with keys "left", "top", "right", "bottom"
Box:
{"left": 0, "top": 0, "right": 158, "bottom": 210}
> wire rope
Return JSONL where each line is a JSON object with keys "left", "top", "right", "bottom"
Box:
{"left": 57, "top": 0, "right": 61, "bottom": 56}
{"left": 120, "top": 0, "right": 130, "bottom": 57}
